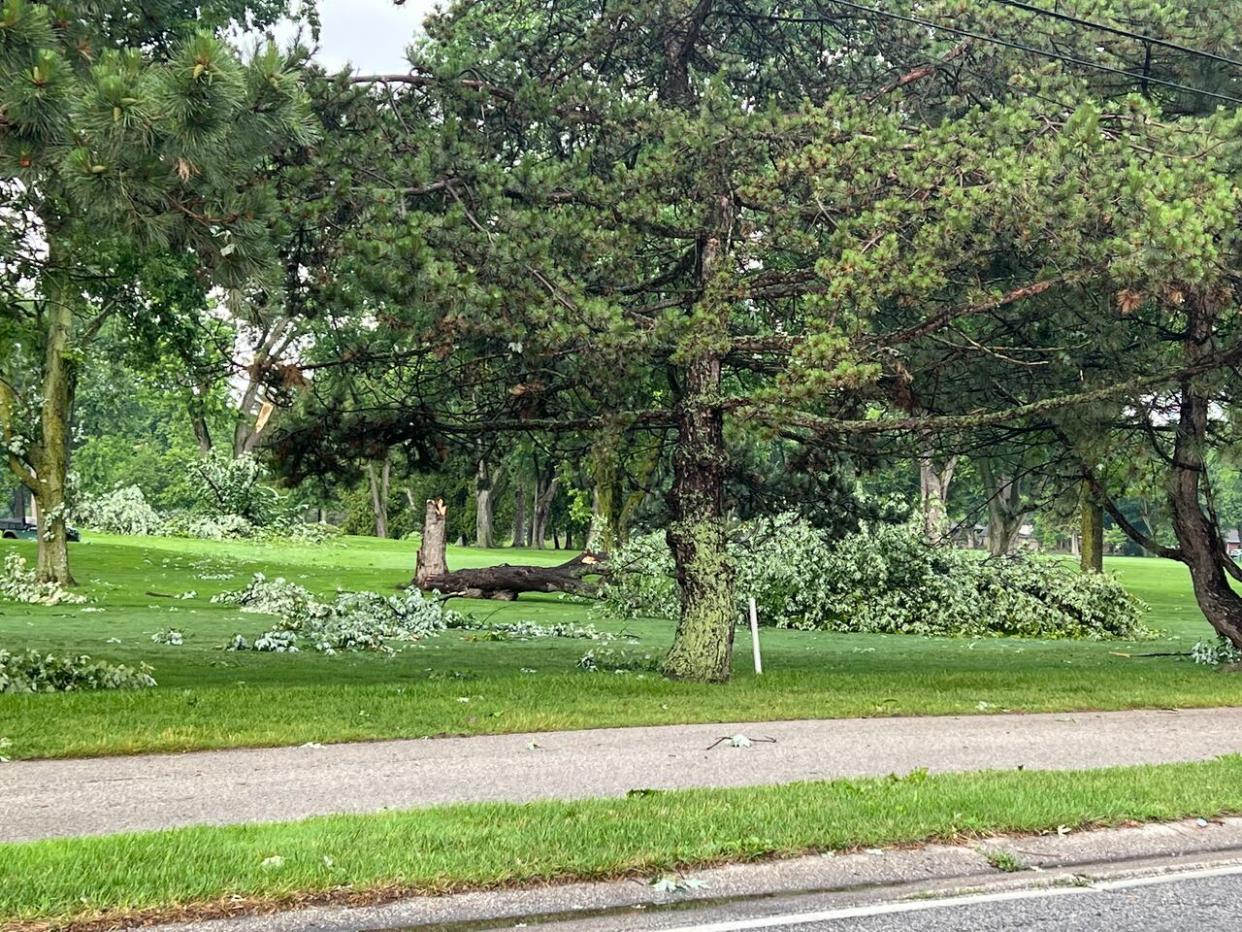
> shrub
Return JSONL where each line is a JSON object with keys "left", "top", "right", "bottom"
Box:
{"left": 601, "top": 517, "right": 1148, "bottom": 640}
{"left": 75, "top": 453, "right": 343, "bottom": 545}
{"left": 74, "top": 485, "right": 164, "bottom": 536}
{"left": 0, "top": 553, "right": 87, "bottom": 606}
{"left": 274, "top": 521, "right": 342, "bottom": 545}
{"left": 0, "top": 648, "right": 155, "bottom": 693}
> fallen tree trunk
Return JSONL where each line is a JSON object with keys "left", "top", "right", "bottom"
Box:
{"left": 412, "top": 498, "right": 606, "bottom": 599}
{"left": 418, "top": 552, "right": 606, "bottom": 600}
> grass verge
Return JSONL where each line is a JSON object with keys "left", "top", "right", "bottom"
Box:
{"left": 5, "top": 755, "right": 1242, "bottom": 929}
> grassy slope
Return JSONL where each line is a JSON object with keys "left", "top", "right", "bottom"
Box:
{"left": 6, "top": 756, "right": 1242, "bottom": 926}
{"left": 0, "top": 534, "right": 1237, "bottom": 760}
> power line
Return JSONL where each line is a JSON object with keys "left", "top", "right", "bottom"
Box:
{"left": 726, "top": 1, "right": 1242, "bottom": 106}
{"left": 990, "top": 0, "right": 1242, "bottom": 71}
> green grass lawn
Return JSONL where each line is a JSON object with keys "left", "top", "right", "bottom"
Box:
{"left": 0, "top": 534, "right": 1236, "bottom": 760}
{"left": 6, "top": 755, "right": 1242, "bottom": 927}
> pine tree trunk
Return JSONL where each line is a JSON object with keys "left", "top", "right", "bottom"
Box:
{"left": 661, "top": 174, "right": 737, "bottom": 682}
{"left": 662, "top": 351, "right": 735, "bottom": 682}
{"left": 414, "top": 499, "right": 448, "bottom": 588}
{"left": 35, "top": 265, "right": 77, "bottom": 586}
{"left": 1164, "top": 295, "right": 1242, "bottom": 646}
{"left": 1080, "top": 481, "right": 1104, "bottom": 573}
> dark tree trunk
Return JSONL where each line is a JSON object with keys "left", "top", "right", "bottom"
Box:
{"left": 412, "top": 498, "right": 606, "bottom": 599}
{"left": 532, "top": 468, "right": 559, "bottom": 549}
{"left": 1165, "top": 294, "right": 1242, "bottom": 646}
{"left": 189, "top": 387, "right": 213, "bottom": 455}
{"left": 512, "top": 481, "right": 527, "bottom": 548}
{"left": 418, "top": 552, "right": 605, "bottom": 600}
{"left": 1080, "top": 482, "right": 1104, "bottom": 573}
{"left": 978, "top": 460, "right": 1025, "bottom": 556}
{"left": 414, "top": 499, "right": 448, "bottom": 588}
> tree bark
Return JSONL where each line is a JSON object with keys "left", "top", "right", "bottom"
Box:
{"left": 512, "top": 480, "right": 527, "bottom": 548}
{"left": 417, "top": 552, "right": 605, "bottom": 600}
{"left": 919, "top": 451, "right": 958, "bottom": 543}
{"left": 34, "top": 264, "right": 77, "bottom": 586}
{"left": 1080, "top": 481, "right": 1104, "bottom": 573}
{"left": 586, "top": 439, "right": 625, "bottom": 553}
{"left": 366, "top": 456, "right": 391, "bottom": 539}
{"left": 662, "top": 350, "right": 735, "bottom": 682}
{"left": 656, "top": 6, "right": 736, "bottom": 682}
{"left": 978, "top": 460, "right": 1025, "bottom": 556}
{"left": 188, "top": 385, "right": 214, "bottom": 454}
{"left": 532, "top": 467, "right": 559, "bottom": 549}
{"left": 586, "top": 485, "right": 607, "bottom": 553}
{"left": 1164, "top": 294, "right": 1242, "bottom": 645}
{"left": 414, "top": 498, "right": 448, "bottom": 587}
{"left": 475, "top": 457, "right": 496, "bottom": 548}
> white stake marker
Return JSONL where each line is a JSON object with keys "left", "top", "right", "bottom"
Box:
{"left": 749, "top": 596, "right": 763, "bottom": 674}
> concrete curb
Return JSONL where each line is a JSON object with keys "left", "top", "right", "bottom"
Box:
{"left": 144, "top": 817, "right": 1242, "bottom": 931}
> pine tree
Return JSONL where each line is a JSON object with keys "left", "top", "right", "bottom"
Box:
{"left": 0, "top": 0, "right": 313, "bottom": 583}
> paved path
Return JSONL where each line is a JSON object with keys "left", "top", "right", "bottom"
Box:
{"left": 5, "top": 707, "right": 1242, "bottom": 843}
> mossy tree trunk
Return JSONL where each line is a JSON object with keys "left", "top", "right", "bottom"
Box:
{"left": 662, "top": 351, "right": 735, "bottom": 682}
{"left": 1080, "top": 481, "right": 1104, "bottom": 573}
{"left": 35, "top": 263, "right": 78, "bottom": 587}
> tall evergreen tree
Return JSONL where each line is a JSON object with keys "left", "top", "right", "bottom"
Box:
{"left": 0, "top": 0, "right": 312, "bottom": 582}
{"left": 280, "top": 1, "right": 1240, "bottom": 678}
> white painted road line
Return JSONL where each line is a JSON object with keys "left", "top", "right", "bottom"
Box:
{"left": 656, "top": 862, "right": 1242, "bottom": 932}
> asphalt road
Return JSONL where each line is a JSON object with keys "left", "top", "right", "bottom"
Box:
{"left": 9, "top": 706, "right": 1242, "bottom": 841}
{"left": 642, "top": 868, "right": 1242, "bottom": 931}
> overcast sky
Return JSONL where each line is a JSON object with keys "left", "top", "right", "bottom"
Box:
{"left": 279, "top": 0, "right": 444, "bottom": 74}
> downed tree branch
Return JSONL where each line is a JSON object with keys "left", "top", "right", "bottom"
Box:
{"left": 410, "top": 498, "right": 607, "bottom": 600}
{"left": 418, "top": 552, "right": 607, "bottom": 601}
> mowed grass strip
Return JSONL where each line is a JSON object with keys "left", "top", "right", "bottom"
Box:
{"left": 5, "top": 756, "right": 1242, "bottom": 927}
